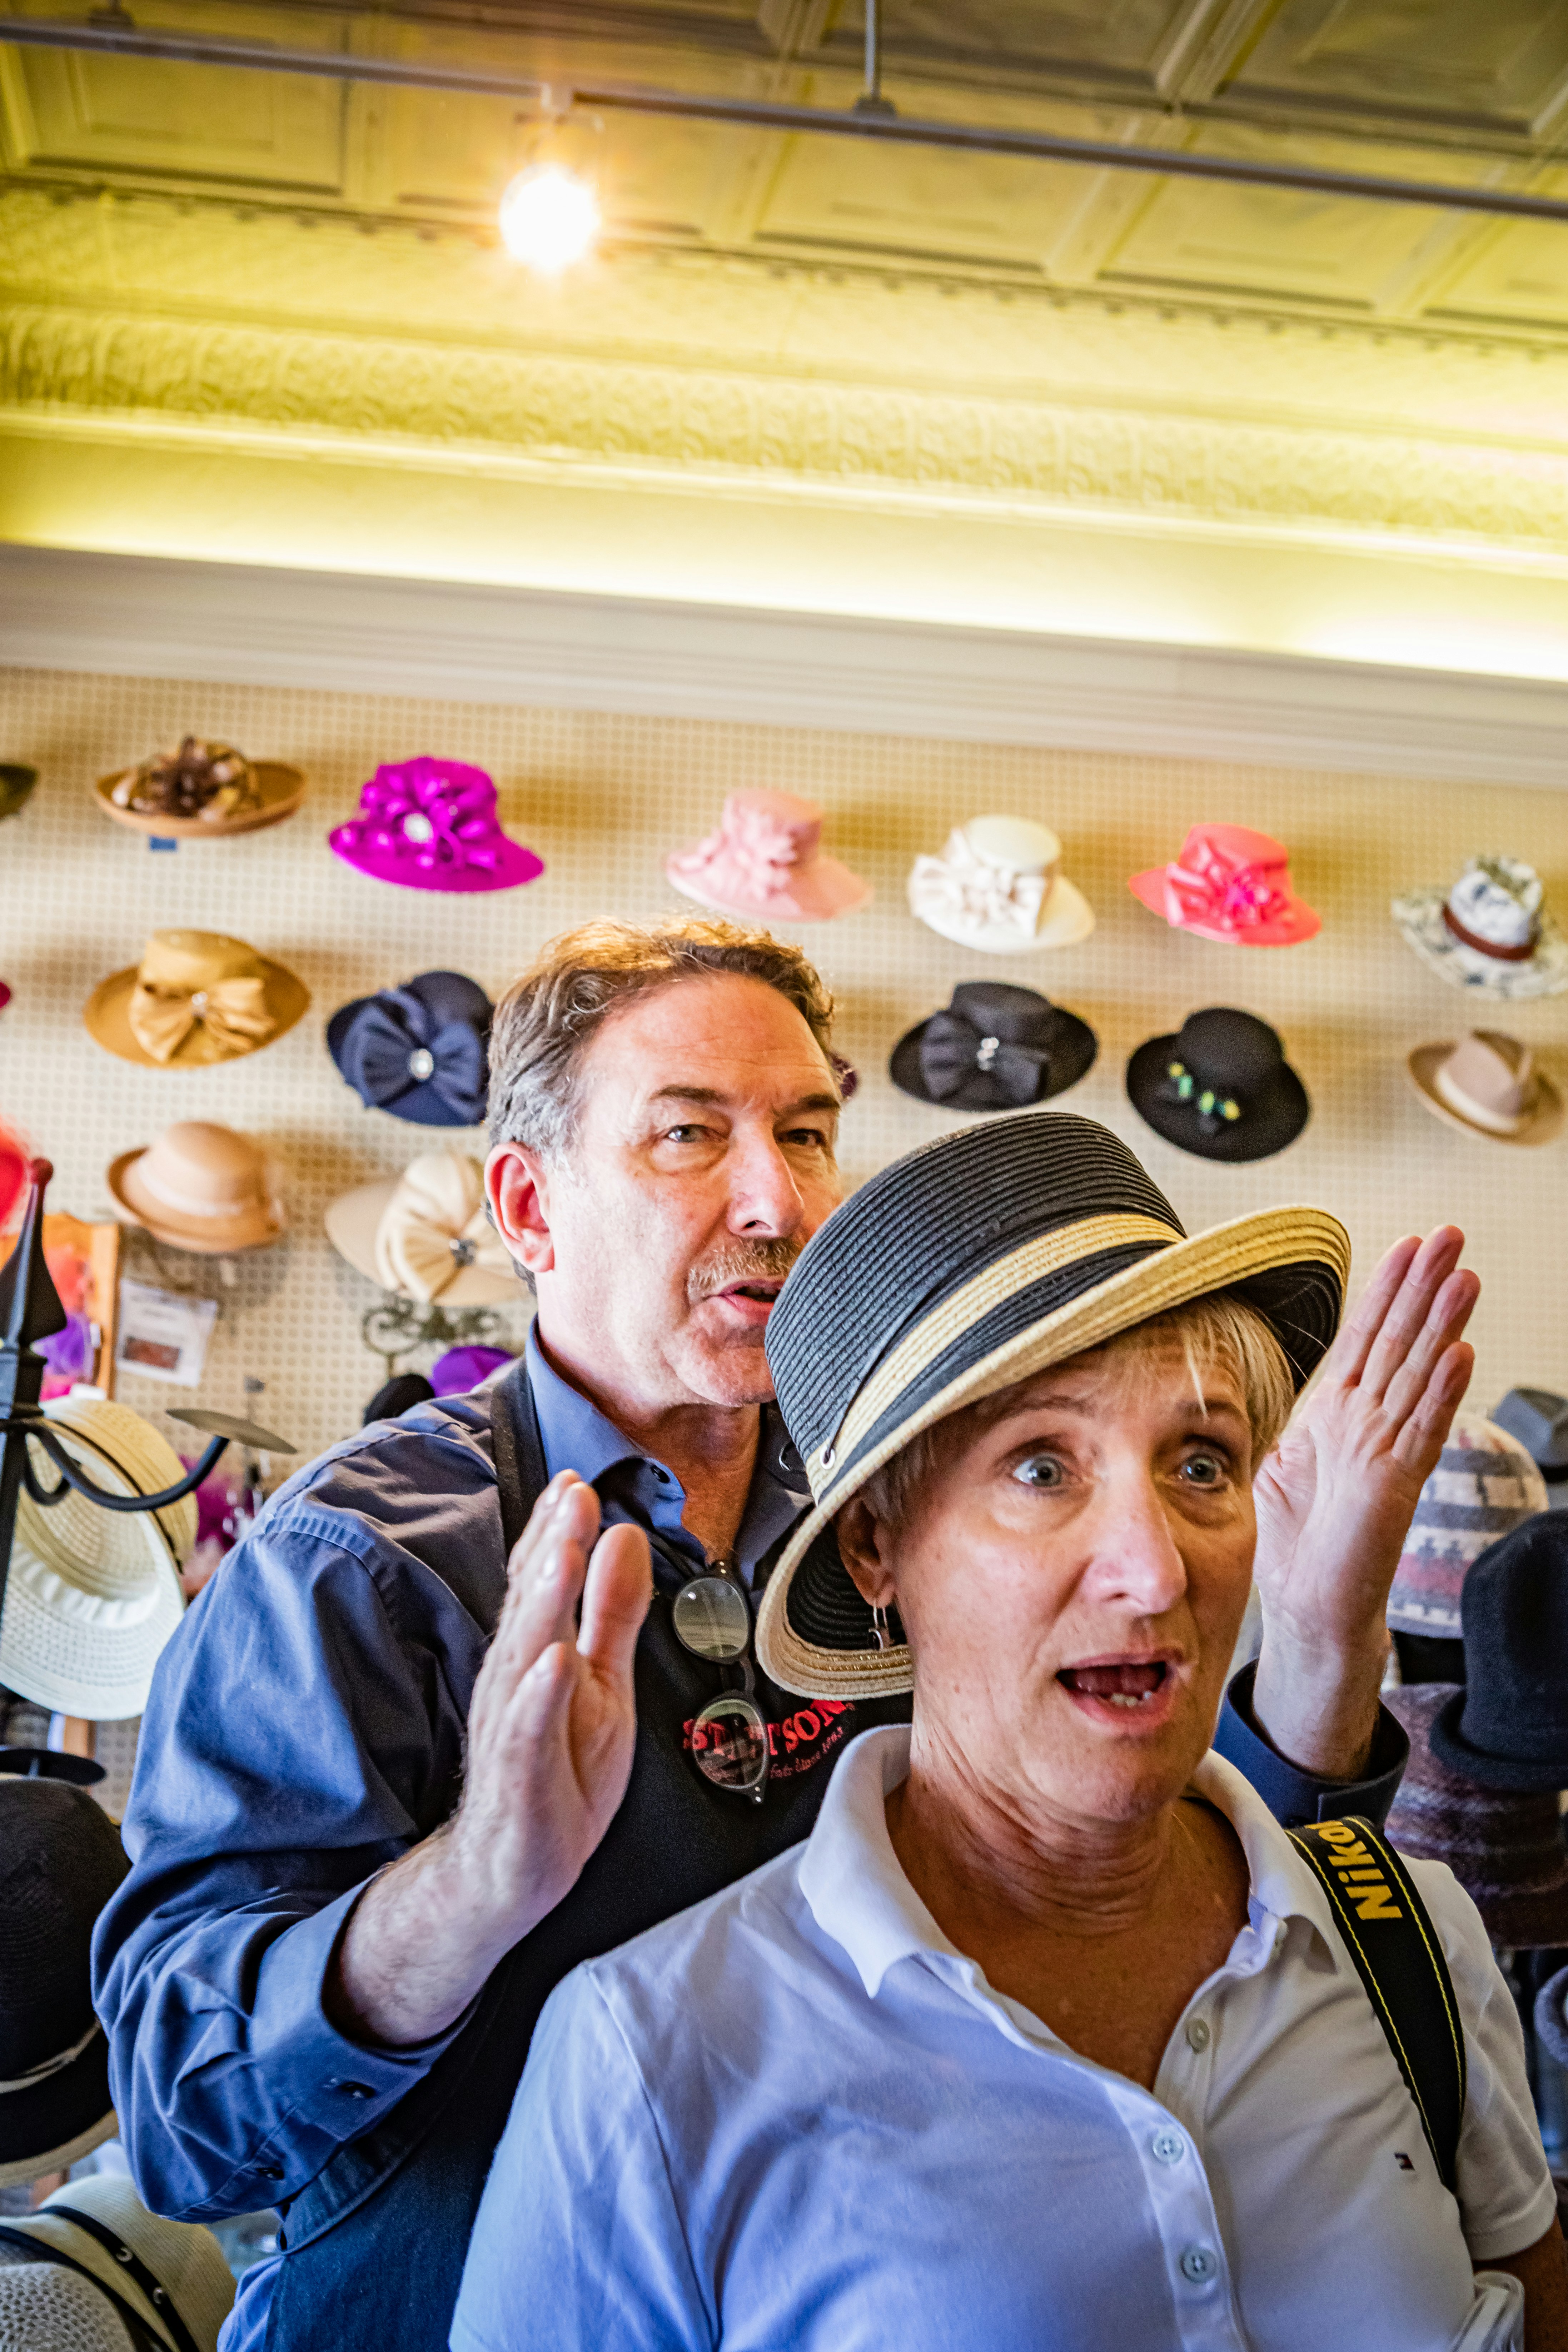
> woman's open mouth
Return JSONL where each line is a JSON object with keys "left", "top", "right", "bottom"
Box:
{"left": 1056, "top": 1657, "right": 1181, "bottom": 1728}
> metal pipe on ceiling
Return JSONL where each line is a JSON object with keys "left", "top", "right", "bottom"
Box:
{"left": 5, "top": 13, "right": 1568, "bottom": 227}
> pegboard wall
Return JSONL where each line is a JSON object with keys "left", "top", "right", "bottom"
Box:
{"left": 3, "top": 661, "right": 1568, "bottom": 1486}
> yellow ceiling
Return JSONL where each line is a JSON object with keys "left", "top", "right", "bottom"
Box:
{"left": 5, "top": 0, "right": 1568, "bottom": 672}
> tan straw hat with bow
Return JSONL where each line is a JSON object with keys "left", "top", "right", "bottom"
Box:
{"left": 84, "top": 932, "right": 309, "bottom": 1069}
{"left": 325, "top": 1151, "right": 517, "bottom": 1305}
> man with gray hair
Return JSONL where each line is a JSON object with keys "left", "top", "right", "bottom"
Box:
{"left": 95, "top": 917, "right": 1480, "bottom": 2352}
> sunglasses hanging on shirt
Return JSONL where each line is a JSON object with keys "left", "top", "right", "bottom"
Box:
{"left": 656, "top": 1541, "right": 771, "bottom": 1805}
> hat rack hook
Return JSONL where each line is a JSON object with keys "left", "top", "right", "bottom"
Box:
{"left": 0, "top": 1160, "right": 297, "bottom": 1620}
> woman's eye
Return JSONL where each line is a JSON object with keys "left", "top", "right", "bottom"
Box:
{"left": 1012, "top": 1454, "right": 1066, "bottom": 1489}
{"left": 1180, "top": 1452, "right": 1228, "bottom": 1488}
{"left": 664, "top": 1125, "right": 707, "bottom": 1144}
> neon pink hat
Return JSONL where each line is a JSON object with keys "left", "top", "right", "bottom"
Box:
{"left": 329, "top": 758, "right": 544, "bottom": 894}
{"left": 1128, "top": 823, "right": 1319, "bottom": 947}
{"left": 666, "top": 792, "right": 871, "bottom": 924}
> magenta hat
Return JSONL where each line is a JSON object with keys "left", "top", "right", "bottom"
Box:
{"left": 329, "top": 758, "right": 544, "bottom": 894}
{"left": 666, "top": 791, "right": 870, "bottom": 925}
{"left": 1129, "top": 823, "right": 1320, "bottom": 947}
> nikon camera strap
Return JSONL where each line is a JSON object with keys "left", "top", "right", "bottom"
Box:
{"left": 1287, "top": 1815, "right": 1466, "bottom": 2193}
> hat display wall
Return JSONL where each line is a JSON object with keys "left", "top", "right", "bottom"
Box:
{"left": 96, "top": 737, "right": 304, "bottom": 839}
{"left": 1, "top": 1399, "right": 195, "bottom": 1720}
{"left": 890, "top": 982, "right": 1097, "bottom": 1113}
{"left": 84, "top": 932, "right": 309, "bottom": 1070}
{"left": 666, "top": 791, "right": 871, "bottom": 923}
{"left": 328, "top": 971, "right": 492, "bottom": 1128}
{"left": 906, "top": 816, "right": 1095, "bottom": 954}
{"left": 329, "top": 757, "right": 544, "bottom": 893}
{"left": 1126, "top": 1008, "right": 1309, "bottom": 1163}
{"left": 0, "top": 762, "right": 37, "bottom": 820}
{"left": 757, "top": 1111, "right": 1348, "bottom": 1698}
{"left": 1393, "top": 856, "right": 1568, "bottom": 1001}
{"left": 1406, "top": 1030, "right": 1564, "bottom": 1146}
{"left": 0, "top": 2177, "right": 235, "bottom": 2352}
{"left": 1429, "top": 1511, "right": 1568, "bottom": 1791}
{"left": 1383, "top": 1682, "right": 1568, "bottom": 1950}
{"left": 107, "top": 1123, "right": 285, "bottom": 1254}
{"left": 1385, "top": 1411, "right": 1546, "bottom": 1639}
{"left": 0, "top": 1777, "right": 128, "bottom": 2186}
{"left": 1493, "top": 1387, "right": 1568, "bottom": 1488}
{"left": 325, "top": 1152, "right": 517, "bottom": 1306}
{"left": 1128, "top": 824, "right": 1320, "bottom": 947}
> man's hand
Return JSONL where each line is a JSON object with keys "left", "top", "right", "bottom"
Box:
{"left": 1249, "top": 1227, "right": 1480, "bottom": 1780}
{"left": 328, "top": 1473, "right": 651, "bottom": 2048}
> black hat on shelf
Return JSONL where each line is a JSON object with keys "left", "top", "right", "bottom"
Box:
{"left": 328, "top": 971, "right": 492, "bottom": 1128}
{"left": 0, "top": 1777, "right": 129, "bottom": 2186}
{"left": 1126, "top": 1007, "right": 1309, "bottom": 1163}
{"left": 1492, "top": 1388, "right": 1568, "bottom": 1489}
{"left": 890, "top": 982, "right": 1097, "bottom": 1115}
{"left": 1430, "top": 1511, "right": 1568, "bottom": 1792}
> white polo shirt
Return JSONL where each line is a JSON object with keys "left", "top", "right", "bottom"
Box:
{"left": 453, "top": 1728, "right": 1554, "bottom": 2352}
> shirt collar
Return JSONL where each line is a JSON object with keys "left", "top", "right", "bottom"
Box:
{"left": 800, "top": 1727, "right": 1341, "bottom": 2004}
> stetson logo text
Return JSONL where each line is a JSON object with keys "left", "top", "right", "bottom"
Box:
{"left": 1317, "top": 1820, "right": 1403, "bottom": 1921}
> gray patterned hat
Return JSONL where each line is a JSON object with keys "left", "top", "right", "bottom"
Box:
{"left": 1385, "top": 1410, "right": 1546, "bottom": 1636}
{"left": 1393, "top": 856, "right": 1568, "bottom": 1002}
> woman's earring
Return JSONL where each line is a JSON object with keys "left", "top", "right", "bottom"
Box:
{"left": 871, "top": 1604, "right": 894, "bottom": 1652}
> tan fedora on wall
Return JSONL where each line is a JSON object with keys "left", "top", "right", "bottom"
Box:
{"left": 1407, "top": 1031, "right": 1564, "bottom": 1147}
{"left": 84, "top": 932, "right": 309, "bottom": 1069}
{"left": 108, "top": 1123, "right": 285, "bottom": 1253}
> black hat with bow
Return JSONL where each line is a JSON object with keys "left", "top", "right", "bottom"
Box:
{"left": 1126, "top": 1007, "right": 1309, "bottom": 1163}
{"left": 328, "top": 970, "right": 492, "bottom": 1127}
{"left": 890, "top": 982, "right": 1097, "bottom": 1114}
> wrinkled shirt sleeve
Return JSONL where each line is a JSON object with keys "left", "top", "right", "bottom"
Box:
{"left": 1214, "top": 1660, "right": 1408, "bottom": 1831}
{"left": 450, "top": 1971, "right": 710, "bottom": 2352}
{"left": 92, "top": 1506, "right": 474, "bottom": 2222}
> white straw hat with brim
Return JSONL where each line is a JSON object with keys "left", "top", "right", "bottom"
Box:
{"left": 1406, "top": 1033, "right": 1564, "bottom": 1148}
{"left": 0, "top": 1401, "right": 193, "bottom": 1720}
{"left": 107, "top": 1122, "right": 286, "bottom": 1253}
{"left": 325, "top": 1156, "right": 518, "bottom": 1307}
{"left": 0, "top": 2177, "right": 234, "bottom": 2352}
{"left": 757, "top": 1111, "right": 1349, "bottom": 1699}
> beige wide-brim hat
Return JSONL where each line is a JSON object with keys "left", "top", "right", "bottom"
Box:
{"left": 84, "top": 931, "right": 309, "bottom": 1071}
{"left": 0, "top": 1401, "right": 193, "bottom": 1720}
{"left": 0, "top": 2176, "right": 235, "bottom": 2352}
{"left": 325, "top": 1166, "right": 518, "bottom": 1308}
{"left": 1407, "top": 1039, "right": 1565, "bottom": 1148}
{"left": 107, "top": 1122, "right": 286, "bottom": 1254}
{"left": 94, "top": 758, "right": 305, "bottom": 842}
{"left": 907, "top": 816, "right": 1096, "bottom": 955}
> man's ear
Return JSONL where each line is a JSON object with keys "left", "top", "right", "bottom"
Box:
{"left": 834, "top": 1498, "right": 896, "bottom": 1611}
{"left": 486, "top": 1142, "right": 555, "bottom": 1277}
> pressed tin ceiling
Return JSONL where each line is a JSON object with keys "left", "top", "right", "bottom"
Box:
{"left": 4, "top": 0, "right": 1568, "bottom": 667}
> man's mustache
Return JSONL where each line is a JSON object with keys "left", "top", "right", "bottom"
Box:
{"left": 688, "top": 1238, "right": 802, "bottom": 1305}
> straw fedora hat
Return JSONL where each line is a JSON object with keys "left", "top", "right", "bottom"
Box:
{"left": 1406, "top": 1031, "right": 1563, "bottom": 1147}
{"left": 757, "top": 1111, "right": 1348, "bottom": 1698}
{"left": 107, "top": 1123, "right": 285, "bottom": 1254}
{"left": 0, "top": 1400, "right": 194, "bottom": 1720}
{"left": 0, "top": 1778, "right": 127, "bottom": 2189}
{"left": 325, "top": 1152, "right": 517, "bottom": 1307}
{"left": 95, "top": 740, "right": 304, "bottom": 841}
{"left": 84, "top": 932, "right": 309, "bottom": 1070}
{"left": 0, "top": 2176, "right": 234, "bottom": 2350}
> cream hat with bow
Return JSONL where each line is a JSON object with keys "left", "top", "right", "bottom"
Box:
{"left": 325, "top": 1152, "right": 518, "bottom": 1306}
{"left": 908, "top": 816, "right": 1095, "bottom": 954}
{"left": 84, "top": 931, "right": 309, "bottom": 1068}
{"left": 1407, "top": 1030, "right": 1564, "bottom": 1147}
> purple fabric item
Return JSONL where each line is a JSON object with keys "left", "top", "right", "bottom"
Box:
{"left": 428, "top": 1344, "right": 515, "bottom": 1396}
{"left": 329, "top": 758, "right": 544, "bottom": 895}
{"left": 38, "top": 1310, "right": 93, "bottom": 1381}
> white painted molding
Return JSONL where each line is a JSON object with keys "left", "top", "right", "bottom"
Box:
{"left": 3, "top": 543, "right": 1567, "bottom": 790}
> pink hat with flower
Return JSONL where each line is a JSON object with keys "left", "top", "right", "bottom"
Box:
{"left": 330, "top": 758, "right": 544, "bottom": 894}
{"left": 666, "top": 791, "right": 870, "bottom": 924}
{"left": 1129, "top": 822, "right": 1319, "bottom": 947}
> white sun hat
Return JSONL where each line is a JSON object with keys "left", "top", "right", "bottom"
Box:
{"left": 0, "top": 1400, "right": 195, "bottom": 1720}
{"left": 0, "top": 2175, "right": 234, "bottom": 2352}
{"left": 907, "top": 815, "right": 1095, "bottom": 954}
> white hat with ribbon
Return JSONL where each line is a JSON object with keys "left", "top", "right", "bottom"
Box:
{"left": 325, "top": 1151, "right": 518, "bottom": 1306}
{"left": 907, "top": 816, "right": 1095, "bottom": 954}
{"left": 1393, "top": 857, "right": 1568, "bottom": 1001}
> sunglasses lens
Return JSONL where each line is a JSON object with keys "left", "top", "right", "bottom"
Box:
{"left": 672, "top": 1575, "right": 751, "bottom": 1663}
{"left": 691, "top": 1695, "right": 770, "bottom": 1796}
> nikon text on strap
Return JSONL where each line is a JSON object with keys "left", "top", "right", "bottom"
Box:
{"left": 1287, "top": 1814, "right": 1466, "bottom": 2192}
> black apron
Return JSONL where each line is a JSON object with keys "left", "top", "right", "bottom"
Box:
{"left": 265, "top": 1361, "right": 909, "bottom": 2348}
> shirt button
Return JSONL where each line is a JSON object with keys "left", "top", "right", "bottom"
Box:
{"left": 1180, "top": 2246, "right": 1218, "bottom": 2284}
{"left": 652, "top": 1468, "right": 671, "bottom": 1485}
{"left": 256, "top": 2166, "right": 284, "bottom": 2182}
{"left": 1151, "top": 2128, "right": 1186, "bottom": 2165}
{"left": 1185, "top": 2016, "right": 1211, "bottom": 2053}
{"left": 337, "top": 2082, "right": 375, "bottom": 2100}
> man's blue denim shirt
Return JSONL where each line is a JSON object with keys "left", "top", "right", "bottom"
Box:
{"left": 92, "top": 1331, "right": 1406, "bottom": 2349}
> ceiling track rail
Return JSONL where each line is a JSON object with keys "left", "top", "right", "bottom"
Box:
{"left": 4, "top": 14, "right": 1568, "bottom": 226}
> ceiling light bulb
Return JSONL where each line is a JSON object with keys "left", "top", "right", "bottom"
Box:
{"left": 498, "top": 162, "right": 601, "bottom": 271}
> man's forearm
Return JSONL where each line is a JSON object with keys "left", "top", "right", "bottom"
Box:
{"left": 1249, "top": 1622, "right": 1390, "bottom": 1782}
{"left": 326, "top": 1826, "right": 528, "bottom": 2049}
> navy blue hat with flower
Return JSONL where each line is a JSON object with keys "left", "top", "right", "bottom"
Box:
{"left": 328, "top": 970, "right": 492, "bottom": 1127}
